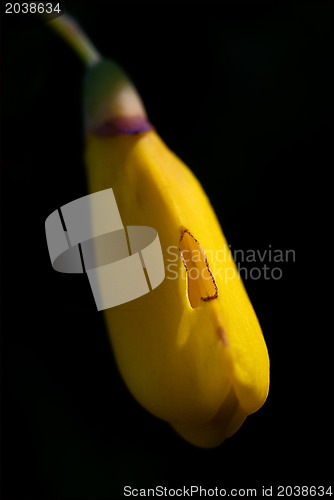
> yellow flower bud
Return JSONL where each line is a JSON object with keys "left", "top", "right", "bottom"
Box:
{"left": 83, "top": 60, "right": 269, "bottom": 446}
{"left": 48, "top": 16, "right": 269, "bottom": 447}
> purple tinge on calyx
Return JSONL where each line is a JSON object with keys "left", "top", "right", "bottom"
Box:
{"left": 93, "top": 115, "right": 154, "bottom": 137}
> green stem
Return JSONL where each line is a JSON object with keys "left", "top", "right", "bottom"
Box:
{"left": 48, "top": 14, "right": 101, "bottom": 67}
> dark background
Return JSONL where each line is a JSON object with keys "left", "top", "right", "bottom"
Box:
{"left": 1, "top": 1, "right": 333, "bottom": 498}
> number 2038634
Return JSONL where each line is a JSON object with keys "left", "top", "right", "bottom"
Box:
{"left": 5, "top": 3, "right": 61, "bottom": 14}
{"left": 276, "top": 485, "right": 332, "bottom": 497}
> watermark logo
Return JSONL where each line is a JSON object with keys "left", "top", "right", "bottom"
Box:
{"left": 45, "top": 189, "right": 295, "bottom": 310}
{"left": 45, "top": 188, "right": 165, "bottom": 310}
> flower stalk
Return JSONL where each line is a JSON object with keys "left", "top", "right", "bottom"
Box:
{"left": 47, "top": 14, "right": 101, "bottom": 67}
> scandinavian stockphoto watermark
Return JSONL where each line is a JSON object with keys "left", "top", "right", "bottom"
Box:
{"left": 45, "top": 188, "right": 295, "bottom": 311}
{"left": 123, "top": 484, "right": 332, "bottom": 497}
{"left": 166, "top": 244, "right": 295, "bottom": 283}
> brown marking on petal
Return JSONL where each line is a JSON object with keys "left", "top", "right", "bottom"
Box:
{"left": 179, "top": 227, "right": 218, "bottom": 309}
{"left": 217, "top": 326, "right": 229, "bottom": 347}
{"left": 93, "top": 115, "right": 154, "bottom": 137}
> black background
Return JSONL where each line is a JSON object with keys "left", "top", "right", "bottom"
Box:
{"left": 1, "top": 1, "right": 333, "bottom": 498}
